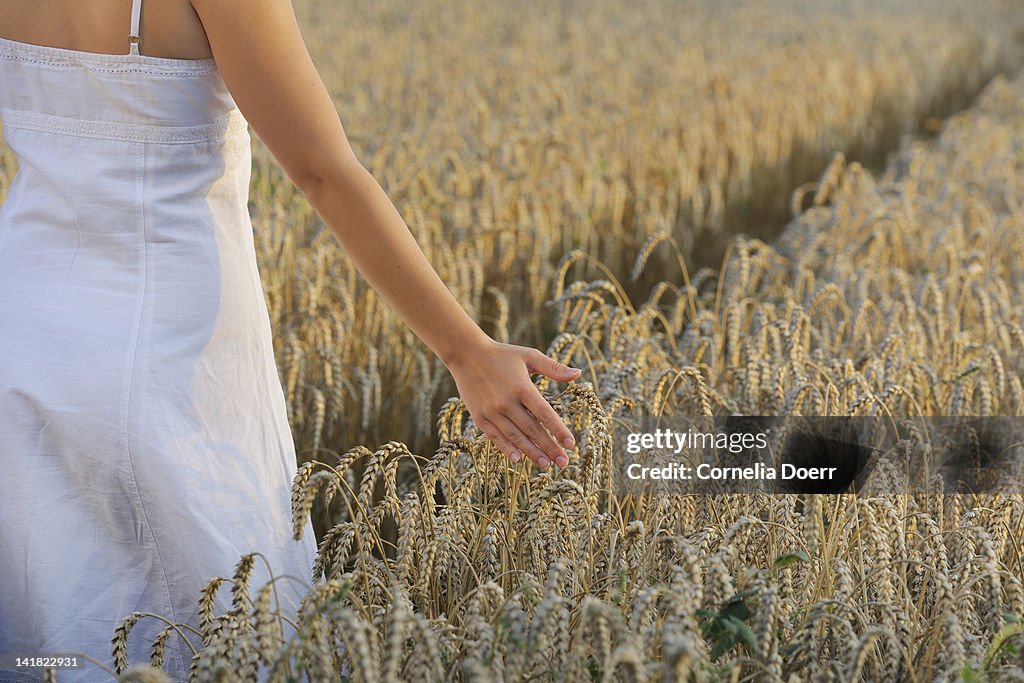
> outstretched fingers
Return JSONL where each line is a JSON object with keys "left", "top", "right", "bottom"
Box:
{"left": 491, "top": 412, "right": 553, "bottom": 469}
{"left": 474, "top": 346, "right": 582, "bottom": 469}
{"left": 479, "top": 419, "right": 523, "bottom": 463}
{"left": 526, "top": 349, "right": 582, "bottom": 382}
{"left": 521, "top": 388, "right": 575, "bottom": 453}
{"left": 498, "top": 399, "right": 572, "bottom": 469}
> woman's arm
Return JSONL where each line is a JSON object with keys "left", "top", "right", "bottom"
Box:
{"left": 189, "top": 0, "right": 580, "bottom": 469}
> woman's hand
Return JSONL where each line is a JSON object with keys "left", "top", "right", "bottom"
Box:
{"left": 445, "top": 338, "right": 583, "bottom": 469}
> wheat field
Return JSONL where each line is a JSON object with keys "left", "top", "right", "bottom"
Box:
{"left": 4, "top": 0, "right": 1024, "bottom": 681}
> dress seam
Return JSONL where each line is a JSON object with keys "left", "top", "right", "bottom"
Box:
{"left": 120, "top": 141, "right": 186, "bottom": 676}
{"left": 0, "top": 107, "right": 248, "bottom": 145}
{"left": 0, "top": 169, "right": 20, "bottom": 258}
{"left": 0, "top": 48, "right": 218, "bottom": 75}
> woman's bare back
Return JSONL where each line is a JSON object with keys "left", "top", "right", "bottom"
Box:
{"left": 0, "top": 0, "right": 213, "bottom": 60}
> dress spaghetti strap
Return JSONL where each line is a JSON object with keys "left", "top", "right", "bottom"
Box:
{"left": 128, "top": 0, "right": 143, "bottom": 55}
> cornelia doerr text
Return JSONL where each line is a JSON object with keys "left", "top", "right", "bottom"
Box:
{"left": 625, "top": 462, "right": 839, "bottom": 481}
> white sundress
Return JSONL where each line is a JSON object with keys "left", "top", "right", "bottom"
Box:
{"left": 0, "top": 0, "right": 320, "bottom": 680}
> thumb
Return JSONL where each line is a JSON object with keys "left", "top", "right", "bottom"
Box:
{"left": 529, "top": 349, "right": 582, "bottom": 379}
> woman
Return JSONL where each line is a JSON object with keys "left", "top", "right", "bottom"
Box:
{"left": 0, "top": 0, "right": 580, "bottom": 679}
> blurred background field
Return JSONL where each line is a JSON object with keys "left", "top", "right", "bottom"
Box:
{"left": 250, "top": 0, "right": 1024, "bottom": 468}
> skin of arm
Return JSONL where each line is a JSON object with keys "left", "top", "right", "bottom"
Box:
{"left": 189, "top": 0, "right": 580, "bottom": 469}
